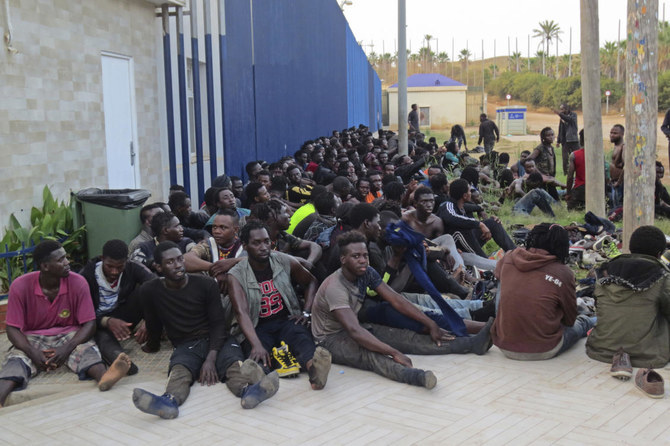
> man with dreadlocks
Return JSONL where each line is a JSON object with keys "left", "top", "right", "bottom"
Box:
{"left": 491, "top": 224, "right": 595, "bottom": 360}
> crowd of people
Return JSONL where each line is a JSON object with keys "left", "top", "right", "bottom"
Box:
{"left": 3, "top": 109, "right": 670, "bottom": 416}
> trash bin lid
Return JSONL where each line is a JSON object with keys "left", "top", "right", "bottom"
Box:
{"left": 75, "top": 188, "right": 151, "bottom": 209}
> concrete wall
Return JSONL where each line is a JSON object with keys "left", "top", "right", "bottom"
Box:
{"left": 0, "top": 0, "right": 164, "bottom": 227}
{"left": 387, "top": 86, "right": 467, "bottom": 130}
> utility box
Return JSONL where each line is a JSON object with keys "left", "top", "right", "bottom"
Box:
{"left": 496, "top": 106, "right": 527, "bottom": 135}
{"left": 74, "top": 188, "right": 151, "bottom": 259}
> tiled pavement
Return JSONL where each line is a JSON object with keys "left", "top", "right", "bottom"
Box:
{"left": 1, "top": 335, "right": 670, "bottom": 445}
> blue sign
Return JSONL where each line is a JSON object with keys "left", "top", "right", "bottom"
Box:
{"left": 508, "top": 112, "right": 524, "bottom": 120}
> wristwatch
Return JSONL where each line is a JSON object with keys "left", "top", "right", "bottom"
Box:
{"left": 302, "top": 311, "right": 312, "bottom": 319}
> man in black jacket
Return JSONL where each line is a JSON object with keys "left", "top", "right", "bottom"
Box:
{"left": 555, "top": 103, "right": 579, "bottom": 175}
{"left": 80, "top": 239, "right": 153, "bottom": 375}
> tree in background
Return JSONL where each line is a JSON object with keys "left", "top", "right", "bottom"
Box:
{"left": 533, "top": 20, "right": 562, "bottom": 76}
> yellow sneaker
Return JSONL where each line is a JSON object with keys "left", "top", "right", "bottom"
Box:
{"left": 272, "top": 341, "right": 299, "bottom": 378}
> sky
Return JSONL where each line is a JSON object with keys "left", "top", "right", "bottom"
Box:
{"left": 342, "top": 0, "right": 669, "bottom": 60}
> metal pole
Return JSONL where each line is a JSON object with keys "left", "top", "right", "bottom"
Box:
{"left": 580, "top": 0, "right": 605, "bottom": 218}
{"left": 162, "top": 5, "right": 178, "bottom": 187}
{"left": 397, "top": 0, "right": 407, "bottom": 156}
{"left": 217, "top": 0, "right": 228, "bottom": 180}
{"left": 569, "top": 27, "right": 573, "bottom": 77}
{"left": 616, "top": 19, "right": 621, "bottom": 82}
{"left": 622, "top": 0, "right": 659, "bottom": 248}
{"left": 190, "top": 0, "right": 205, "bottom": 204}
{"left": 481, "top": 40, "right": 485, "bottom": 113}
{"left": 451, "top": 37, "right": 454, "bottom": 78}
{"left": 493, "top": 39, "right": 496, "bottom": 78}
{"left": 606, "top": 95, "right": 609, "bottom": 114}
{"left": 203, "top": 0, "right": 217, "bottom": 181}
{"left": 527, "top": 34, "right": 530, "bottom": 71}
{"left": 176, "top": 7, "right": 191, "bottom": 195}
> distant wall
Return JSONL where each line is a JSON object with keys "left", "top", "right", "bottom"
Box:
{"left": 387, "top": 87, "right": 467, "bottom": 129}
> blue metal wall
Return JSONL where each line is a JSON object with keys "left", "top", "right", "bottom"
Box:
{"left": 179, "top": 0, "right": 381, "bottom": 183}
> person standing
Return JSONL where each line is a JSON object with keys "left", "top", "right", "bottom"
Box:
{"left": 408, "top": 104, "right": 420, "bottom": 133}
{"left": 661, "top": 108, "right": 670, "bottom": 164}
{"left": 555, "top": 103, "right": 579, "bottom": 175}
{"left": 609, "top": 124, "right": 625, "bottom": 208}
{"left": 477, "top": 114, "right": 499, "bottom": 155}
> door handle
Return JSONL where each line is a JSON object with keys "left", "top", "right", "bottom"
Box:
{"left": 129, "top": 141, "right": 136, "bottom": 166}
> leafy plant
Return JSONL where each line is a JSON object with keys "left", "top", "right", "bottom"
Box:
{"left": 0, "top": 186, "right": 86, "bottom": 294}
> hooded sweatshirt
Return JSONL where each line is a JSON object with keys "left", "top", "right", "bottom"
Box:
{"left": 586, "top": 254, "right": 670, "bottom": 367}
{"left": 491, "top": 247, "right": 576, "bottom": 354}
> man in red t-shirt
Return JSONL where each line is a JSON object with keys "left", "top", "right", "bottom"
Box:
{"left": 0, "top": 241, "right": 131, "bottom": 407}
{"left": 566, "top": 129, "right": 587, "bottom": 210}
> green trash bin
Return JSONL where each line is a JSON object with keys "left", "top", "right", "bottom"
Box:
{"left": 75, "top": 188, "right": 151, "bottom": 259}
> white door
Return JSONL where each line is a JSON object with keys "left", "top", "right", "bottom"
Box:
{"left": 101, "top": 53, "right": 139, "bottom": 188}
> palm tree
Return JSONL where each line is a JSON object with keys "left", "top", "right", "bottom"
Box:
{"left": 511, "top": 51, "right": 522, "bottom": 72}
{"left": 458, "top": 48, "right": 472, "bottom": 83}
{"left": 533, "top": 20, "right": 562, "bottom": 75}
{"left": 600, "top": 41, "right": 617, "bottom": 78}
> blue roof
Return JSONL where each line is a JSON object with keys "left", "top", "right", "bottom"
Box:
{"left": 390, "top": 73, "right": 465, "bottom": 88}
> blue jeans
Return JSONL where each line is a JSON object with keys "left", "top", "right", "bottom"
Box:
{"left": 513, "top": 189, "right": 556, "bottom": 217}
{"left": 557, "top": 315, "right": 597, "bottom": 355}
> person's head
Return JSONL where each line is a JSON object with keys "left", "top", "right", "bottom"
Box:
{"left": 446, "top": 140, "right": 459, "bottom": 155}
{"left": 245, "top": 161, "right": 263, "bottom": 181}
{"left": 139, "top": 203, "right": 165, "bottom": 232}
{"left": 413, "top": 186, "right": 435, "bottom": 215}
{"left": 332, "top": 176, "right": 352, "bottom": 198}
{"left": 169, "top": 184, "right": 186, "bottom": 196}
{"left": 34, "top": 240, "right": 69, "bottom": 277}
{"left": 525, "top": 223, "right": 569, "bottom": 263}
{"left": 382, "top": 181, "right": 405, "bottom": 203}
{"left": 151, "top": 211, "right": 183, "bottom": 242}
{"left": 168, "top": 191, "right": 192, "bottom": 221}
{"left": 523, "top": 159, "right": 537, "bottom": 174}
{"left": 310, "top": 150, "right": 324, "bottom": 164}
{"left": 211, "top": 209, "right": 240, "bottom": 247}
{"left": 377, "top": 151, "right": 388, "bottom": 164}
{"left": 460, "top": 166, "right": 479, "bottom": 187}
{"left": 519, "top": 150, "right": 531, "bottom": 162}
{"left": 356, "top": 178, "right": 371, "bottom": 198}
{"left": 411, "top": 103, "right": 418, "bottom": 111}
{"left": 338, "top": 230, "right": 369, "bottom": 277}
{"left": 629, "top": 225, "right": 666, "bottom": 258}
{"left": 203, "top": 187, "right": 221, "bottom": 210}
{"left": 153, "top": 241, "right": 185, "bottom": 283}
{"left": 526, "top": 171, "right": 544, "bottom": 190}
{"left": 349, "top": 203, "right": 381, "bottom": 241}
{"left": 499, "top": 169, "right": 514, "bottom": 188}
{"left": 314, "top": 191, "right": 337, "bottom": 216}
{"left": 368, "top": 173, "right": 382, "bottom": 193}
{"left": 610, "top": 124, "right": 625, "bottom": 144}
{"left": 429, "top": 173, "right": 449, "bottom": 195}
{"left": 212, "top": 174, "right": 231, "bottom": 190}
{"left": 559, "top": 103, "right": 570, "bottom": 113}
{"left": 240, "top": 220, "right": 272, "bottom": 263}
{"left": 540, "top": 127, "right": 555, "bottom": 145}
{"left": 230, "top": 176, "right": 244, "bottom": 198}
{"left": 245, "top": 182, "right": 270, "bottom": 208}
{"left": 286, "top": 165, "right": 303, "bottom": 185}
{"left": 256, "top": 170, "right": 271, "bottom": 189}
{"left": 383, "top": 162, "right": 396, "bottom": 176}
{"left": 657, "top": 161, "right": 665, "bottom": 180}
{"left": 449, "top": 178, "right": 471, "bottom": 202}
{"left": 579, "top": 128, "right": 585, "bottom": 147}
{"left": 480, "top": 113, "right": 487, "bottom": 122}
{"left": 499, "top": 152, "right": 510, "bottom": 165}
{"left": 100, "top": 239, "right": 128, "bottom": 283}
{"left": 427, "top": 165, "right": 442, "bottom": 178}
{"left": 216, "top": 188, "right": 237, "bottom": 210}
{"left": 251, "top": 199, "right": 290, "bottom": 231}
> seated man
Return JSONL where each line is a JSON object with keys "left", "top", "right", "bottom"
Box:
{"left": 311, "top": 232, "right": 493, "bottom": 389}
{"left": 507, "top": 172, "right": 557, "bottom": 217}
{"left": 130, "top": 212, "right": 195, "bottom": 272}
{"left": 133, "top": 242, "right": 279, "bottom": 419}
{"left": 227, "top": 221, "right": 332, "bottom": 390}
{"left": 492, "top": 224, "right": 594, "bottom": 360}
{"left": 168, "top": 191, "right": 209, "bottom": 241}
{"left": 80, "top": 239, "right": 153, "bottom": 376}
{"left": 0, "top": 241, "right": 131, "bottom": 407}
{"left": 586, "top": 226, "right": 670, "bottom": 368}
{"left": 128, "top": 203, "right": 164, "bottom": 254}
{"left": 437, "top": 179, "right": 516, "bottom": 259}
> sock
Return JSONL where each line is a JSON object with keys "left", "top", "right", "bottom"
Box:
{"left": 240, "top": 371, "right": 279, "bottom": 409}
{"left": 132, "top": 388, "right": 179, "bottom": 419}
{"left": 98, "top": 353, "right": 131, "bottom": 391}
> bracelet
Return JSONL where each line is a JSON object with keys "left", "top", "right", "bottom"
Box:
{"left": 302, "top": 311, "right": 311, "bottom": 318}
{"left": 101, "top": 316, "right": 111, "bottom": 328}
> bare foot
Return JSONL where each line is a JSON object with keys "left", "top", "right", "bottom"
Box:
{"left": 98, "top": 353, "right": 131, "bottom": 391}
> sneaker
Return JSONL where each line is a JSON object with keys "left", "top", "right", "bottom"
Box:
{"left": 272, "top": 341, "right": 300, "bottom": 378}
{"left": 132, "top": 389, "right": 179, "bottom": 419}
{"left": 592, "top": 235, "right": 612, "bottom": 252}
{"left": 635, "top": 368, "right": 665, "bottom": 399}
{"left": 602, "top": 239, "right": 622, "bottom": 259}
{"left": 661, "top": 250, "right": 670, "bottom": 267}
{"left": 610, "top": 348, "right": 632, "bottom": 380}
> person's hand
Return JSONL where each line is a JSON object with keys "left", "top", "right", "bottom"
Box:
{"left": 298, "top": 258, "right": 314, "bottom": 271}
{"left": 198, "top": 358, "right": 219, "bottom": 386}
{"left": 108, "top": 317, "right": 133, "bottom": 341}
{"left": 209, "top": 259, "right": 230, "bottom": 278}
{"left": 428, "top": 324, "right": 455, "bottom": 346}
{"left": 28, "top": 346, "right": 50, "bottom": 371}
{"left": 44, "top": 345, "right": 73, "bottom": 370}
{"left": 250, "top": 343, "right": 271, "bottom": 368}
{"left": 408, "top": 179, "right": 419, "bottom": 193}
{"left": 391, "top": 351, "right": 412, "bottom": 367}
{"left": 134, "top": 321, "right": 148, "bottom": 345}
{"left": 289, "top": 313, "right": 311, "bottom": 326}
